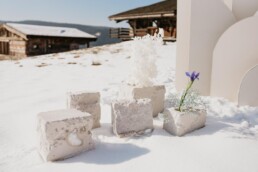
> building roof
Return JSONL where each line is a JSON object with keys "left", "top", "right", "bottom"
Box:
{"left": 109, "top": 0, "right": 177, "bottom": 21}
{"left": 6, "top": 23, "right": 96, "bottom": 39}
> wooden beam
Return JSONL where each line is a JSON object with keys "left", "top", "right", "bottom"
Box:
{"left": 2, "top": 25, "right": 27, "bottom": 40}
{"left": 0, "top": 37, "right": 23, "bottom": 42}
{"left": 110, "top": 13, "right": 175, "bottom": 21}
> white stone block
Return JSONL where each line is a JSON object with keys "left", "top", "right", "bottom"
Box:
{"left": 119, "top": 84, "right": 165, "bottom": 117}
{"left": 163, "top": 108, "right": 206, "bottom": 136}
{"left": 37, "top": 109, "right": 94, "bottom": 161}
{"left": 112, "top": 99, "right": 153, "bottom": 137}
{"left": 67, "top": 91, "right": 101, "bottom": 129}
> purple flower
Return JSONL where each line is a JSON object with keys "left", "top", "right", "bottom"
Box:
{"left": 186, "top": 71, "right": 200, "bottom": 82}
{"left": 178, "top": 71, "right": 200, "bottom": 111}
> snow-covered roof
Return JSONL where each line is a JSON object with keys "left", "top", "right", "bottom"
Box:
{"left": 6, "top": 23, "right": 96, "bottom": 39}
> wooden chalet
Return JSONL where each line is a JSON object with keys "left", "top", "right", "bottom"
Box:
{"left": 0, "top": 23, "right": 97, "bottom": 57}
{"left": 109, "top": 0, "right": 177, "bottom": 41}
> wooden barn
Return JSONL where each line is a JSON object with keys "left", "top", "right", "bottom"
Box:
{"left": 0, "top": 23, "right": 97, "bottom": 57}
{"left": 109, "top": 0, "right": 177, "bottom": 41}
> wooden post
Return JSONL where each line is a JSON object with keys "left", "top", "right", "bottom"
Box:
{"left": 0, "top": 42, "right": 2, "bottom": 54}
{"left": 45, "top": 39, "right": 48, "bottom": 53}
{"left": 4, "top": 42, "right": 6, "bottom": 54}
{"left": 1, "top": 42, "right": 3, "bottom": 54}
{"left": 128, "top": 20, "right": 137, "bottom": 37}
{"left": 2, "top": 42, "right": 5, "bottom": 54}
{"left": 87, "top": 42, "right": 90, "bottom": 48}
{"left": 7, "top": 42, "right": 9, "bottom": 55}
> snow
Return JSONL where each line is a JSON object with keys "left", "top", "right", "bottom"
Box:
{"left": 0, "top": 40, "right": 258, "bottom": 172}
{"left": 7, "top": 23, "right": 96, "bottom": 39}
{"left": 128, "top": 36, "right": 161, "bottom": 87}
{"left": 67, "top": 130, "right": 83, "bottom": 146}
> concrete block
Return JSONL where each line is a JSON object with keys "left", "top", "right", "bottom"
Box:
{"left": 67, "top": 91, "right": 101, "bottom": 129}
{"left": 119, "top": 84, "right": 165, "bottom": 117}
{"left": 112, "top": 99, "right": 153, "bottom": 137}
{"left": 163, "top": 108, "right": 206, "bottom": 136}
{"left": 37, "top": 109, "right": 94, "bottom": 161}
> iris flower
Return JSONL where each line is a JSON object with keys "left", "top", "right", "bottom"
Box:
{"left": 186, "top": 71, "right": 200, "bottom": 82}
{"left": 178, "top": 71, "right": 200, "bottom": 112}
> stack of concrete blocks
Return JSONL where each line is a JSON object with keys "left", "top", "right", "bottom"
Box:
{"left": 119, "top": 84, "right": 166, "bottom": 117}
{"left": 67, "top": 91, "right": 101, "bottom": 129}
{"left": 37, "top": 109, "right": 94, "bottom": 161}
{"left": 111, "top": 99, "right": 153, "bottom": 137}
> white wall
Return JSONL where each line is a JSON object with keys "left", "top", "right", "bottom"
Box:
{"left": 176, "top": 0, "right": 236, "bottom": 95}
{"left": 238, "top": 65, "right": 258, "bottom": 107}
{"left": 211, "top": 16, "right": 258, "bottom": 102}
{"left": 232, "top": 0, "right": 258, "bottom": 21}
{"left": 175, "top": 0, "right": 191, "bottom": 90}
{"left": 176, "top": 0, "right": 258, "bottom": 106}
{"left": 223, "top": 0, "right": 233, "bottom": 11}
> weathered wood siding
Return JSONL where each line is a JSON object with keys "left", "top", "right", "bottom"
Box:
{"left": 0, "top": 24, "right": 96, "bottom": 57}
{"left": 0, "top": 26, "right": 25, "bottom": 56}
{"left": 0, "top": 42, "right": 9, "bottom": 55}
{"left": 112, "top": 17, "right": 177, "bottom": 41}
{"left": 9, "top": 41, "right": 26, "bottom": 56}
{"left": 26, "top": 37, "right": 89, "bottom": 56}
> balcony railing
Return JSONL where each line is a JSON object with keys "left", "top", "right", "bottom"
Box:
{"left": 110, "top": 27, "right": 176, "bottom": 42}
{"left": 109, "top": 28, "right": 133, "bottom": 41}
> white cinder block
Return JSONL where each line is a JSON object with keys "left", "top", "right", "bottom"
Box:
{"left": 112, "top": 99, "right": 153, "bottom": 137}
{"left": 67, "top": 91, "right": 101, "bottom": 129}
{"left": 119, "top": 84, "right": 165, "bottom": 117}
{"left": 37, "top": 109, "right": 94, "bottom": 161}
{"left": 163, "top": 108, "right": 206, "bottom": 136}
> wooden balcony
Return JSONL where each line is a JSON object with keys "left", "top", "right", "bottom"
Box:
{"left": 109, "top": 28, "right": 133, "bottom": 41}
{"left": 110, "top": 27, "right": 176, "bottom": 42}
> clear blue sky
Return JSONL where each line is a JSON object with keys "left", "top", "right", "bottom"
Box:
{"left": 0, "top": 0, "right": 160, "bottom": 27}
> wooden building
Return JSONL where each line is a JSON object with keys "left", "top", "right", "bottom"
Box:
{"left": 109, "top": 0, "right": 177, "bottom": 41}
{"left": 0, "top": 23, "right": 97, "bottom": 57}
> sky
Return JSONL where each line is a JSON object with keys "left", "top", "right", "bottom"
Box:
{"left": 0, "top": 0, "right": 160, "bottom": 27}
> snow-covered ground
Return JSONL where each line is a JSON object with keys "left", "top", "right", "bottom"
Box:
{"left": 0, "top": 41, "right": 258, "bottom": 172}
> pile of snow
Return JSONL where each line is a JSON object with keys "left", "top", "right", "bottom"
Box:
{"left": 128, "top": 35, "right": 162, "bottom": 87}
{"left": 0, "top": 39, "right": 257, "bottom": 172}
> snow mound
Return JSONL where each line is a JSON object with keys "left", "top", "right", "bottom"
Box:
{"left": 0, "top": 40, "right": 257, "bottom": 172}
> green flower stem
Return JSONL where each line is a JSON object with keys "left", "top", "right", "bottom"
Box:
{"left": 178, "top": 81, "right": 194, "bottom": 112}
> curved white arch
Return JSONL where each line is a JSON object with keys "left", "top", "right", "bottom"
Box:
{"left": 238, "top": 65, "right": 258, "bottom": 106}
{"left": 176, "top": 0, "right": 236, "bottom": 96}
{"left": 223, "top": 0, "right": 233, "bottom": 11}
{"left": 255, "top": 11, "right": 258, "bottom": 16}
{"left": 211, "top": 16, "right": 258, "bottom": 102}
{"left": 232, "top": 0, "right": 258, "bottom": 21}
